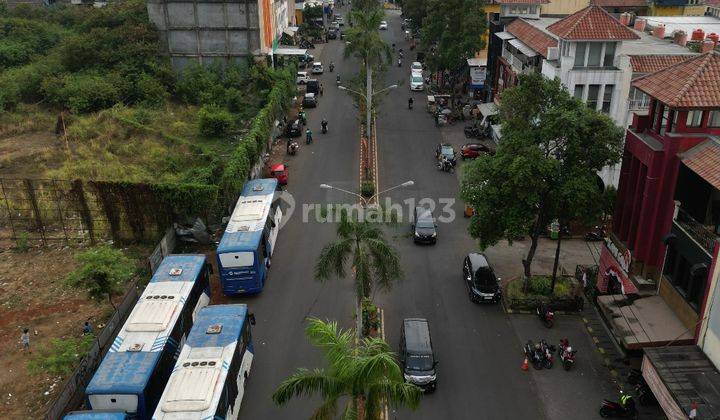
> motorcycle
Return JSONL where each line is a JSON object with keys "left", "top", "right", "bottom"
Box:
{"left": 437, "top": 159, "right": 454, "bottom": 173}
{"left": 329, "top": 63, "right": 335, "bottom": 72}
{"left": 599, "top": 394, "right": 637, "bottom": 418}
{"left": 287, "top": 141, "right": 299, "bottom": 155}
{"left": 558, "top": 339, "right": 576, "bottom": 371}
{"left": 321, "top": 120, "right": 328, "bottom": 134}
{"left": 536, "top": 303, "right": 555, "bottom": 328}
{"left": 540, "top": 339, "right": 554, "bottom": 369}
{"left": 299, "top": 39, "right": 315, "bottom": 49}
{"left": 298, "top": 111, "right": 307, "bottom": 126}
{"left": 408, "top": 99, "right": 414, "bottom": 110}
{"left": 398, "top": 58, "right": 402, "bottom": 67}
{"left": 336, "top": 75, "right": 341, "bottom": 86}
{"left": 464, "top": 124, "right": 484, "bottom": 139}
{"left": 585, "top": 225, "right": 606, "bottom": 242}
{"left": 524, "top": 341, "right": 544, "bottom": 370}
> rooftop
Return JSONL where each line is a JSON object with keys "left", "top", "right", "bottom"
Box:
{"left": 496, "top": 0, "right": 550, "bottom": 3}
{"left": 633, "top": 52, "right": 720, "bottom": 109}
{"left": 639, "top": 15, "right": 720, "bottom": 38}
{"left": 546, "top": 5, "right": 640, "bottom": 40}
{"left": 506, "top": 19, "right": 558, "bottom": 58}
{"left": 629, "top": 54, "right": 697, "bottom": 74}
{"left": 680, "top": 138, "right": 720, "bottom": 191}
{"left": 590, "top": 0, "right": 648, "bottom": 6}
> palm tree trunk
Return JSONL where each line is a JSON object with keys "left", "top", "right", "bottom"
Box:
{"left": 357, "top": 295, "right": 363, "bottom": 340}
{"left": 365, "top": 60, "right": 372, "bottom": 141}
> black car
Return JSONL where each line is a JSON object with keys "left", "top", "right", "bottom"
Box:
{"left": 306, "top": 79, "right": 319, "bottom": 95}
{"left": 400, "top": 318, "right": 437, "bottom": 392}
{"left": 463, "top": 253, "right": 502, "bottom": 303}
{"left": 285, "top": 119, "right": 302, "bottom": 137}
{"left": 435, "top": 143, "right": 457, "bottom": 166}
{"left": 412, "top": 206, "right": 437, "bottom": 244}
{"left": 302, "top": 93, "right": 317, "bottom": 108}
{"left": 328, "top": 28, "right": 338, "bottom": 39}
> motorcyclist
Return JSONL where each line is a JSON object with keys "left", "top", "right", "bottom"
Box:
{"left": 329, "top": 62, "right": 335, "bottom": 72}
{"left": 399, "top": 51, "right": 404, "bottom": 59}
{"left": 298, "top": 110, "right": 306, "bottom": 125}
{"left": 392, "top": 43, "right": 396, "bottom": 51}
{"left": 398, "top": 58, "right": 402, "bottom": 67}
{"left": 305, "top": 128, "right": 313, "bottom": 144}
{"left": 286, "top": 138, "right": 298, "bottom": 154}
{"left": 440, "top": 154, "right": 450, "bottom": 171}
{"left": 321, "top": 119, "right": 328, "bottom": 133}
{"left": 336, "top": 74, "right": 341, "bottom": 85}
{"left": 408, "top": 97, "right": 414, "bottom": 109}
{"left": 619, "top": 392, "right": 635, "bottom": 413}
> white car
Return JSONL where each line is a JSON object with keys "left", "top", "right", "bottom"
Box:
{"left": 410, "top": 73, "right": 424, "bottom": 91}
{"left": 335, "top": 16, "right": 345, "bottom": 26}
{"left": 296, "top": 71, "right": 310, "bottom": 84}
{"left": 411, "top": 61, "right": 423, "bottom": 72}
{"left": 379, "top": 21, "right": 388, "bottom": 30}
{"left": 311, "top": 62, "right": 324, "bottom": 74}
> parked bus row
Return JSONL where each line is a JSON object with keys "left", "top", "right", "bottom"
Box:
{"left": 65, "top": 178, "right": 282, "bottom": 419}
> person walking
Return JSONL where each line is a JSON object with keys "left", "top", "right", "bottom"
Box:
{"left": 20, "top": 328, "right": 31, "bottom": 354}
{"left": 319, "top": 83, "right": 324, "bottom": 96}
{"left": 83, "top": 321, "right": 93, "bottom": 336}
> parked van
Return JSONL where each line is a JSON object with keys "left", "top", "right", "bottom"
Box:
{"left": 306, "top": 79, "right": 320, "bottom": 95}
{"left": 399, "top": 318, "right": 437, "bottom": 392}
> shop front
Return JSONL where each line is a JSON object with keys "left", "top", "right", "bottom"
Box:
{"left": 596, "top": 236, "right": 638, "bottom": 295}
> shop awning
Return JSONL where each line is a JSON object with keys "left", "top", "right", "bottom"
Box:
{"left": 478, "top": 102, "right": 497, "bottom": 117}
{"left": 283, "top": 26, "right": 299, "bottom": 37}
{"left": 643, "top": 346, "right": 720, "bottom": 419}
{"left": 467, "top": 58, "right": 487, "bottom": 67}
{"left": 495, "top": 31, "right": 515, "bottom": 40}
{"left": 273, "top": 47, "right": 308, "bottom": 56}
{"left": 508, "top": 38, "right": 538, "bottom": 58}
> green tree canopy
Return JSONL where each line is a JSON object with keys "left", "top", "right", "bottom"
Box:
{"left": 65, "top": 245, "right": 136, "bottom": 308}
{"left": 420, "top": 0, "right": 487, "bottom": 72}
{"left": 272, "top": 318, "right": 422, "bottom": 419}
{"left": 460, "top": 73, "right": 623, "bottom": 279}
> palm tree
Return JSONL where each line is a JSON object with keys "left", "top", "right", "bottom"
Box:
{"left": 315, "top": 211, "right": 402, "bottom": 338}
{"left": 343, "top": 7, "right": 392, "bottom": 134}
{"left": 272, "top": 318, "right": 422, "bottom": 419}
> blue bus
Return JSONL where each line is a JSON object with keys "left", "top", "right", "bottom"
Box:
{"left": 64, "top": 411, "right": 128, "bottom": 420}
{"left": 85, "top": 255, "right": 211, "bottom": 419}
{"left": 153, "top": 304, "right": 254, "bottom": 420}
{"left": 217, "top": 178, "right": 283, "bottom": 295}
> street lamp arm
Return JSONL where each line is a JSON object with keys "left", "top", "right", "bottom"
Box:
{"left": 371, "top": 180, "right": 414, "bottom": 201}
{"left": 338, "top": 86, "right": 366, "bottom": 99}
{"left": 373, "top": 84, "right": 398, "bottom": 96}
{"left": 320, "top": 184, "right": 367, "bottom": 205}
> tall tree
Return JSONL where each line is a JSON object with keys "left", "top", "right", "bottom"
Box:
{"left": 272, "top": 318, "right": 422, "bottom": 419}
{"left": 343, "top": 6, "right": 392, "bottom": 133}
{"left": 421, "top": 0, "right": 486, "bottom": 74}
{"left": 460, "top": 73, "right": 622, "bottom": 284}
{"left": 65, "top": 245, "right": 135, "bottom": 309}
{"left": 315, "top": 211, "right": 402, "bottom": 337}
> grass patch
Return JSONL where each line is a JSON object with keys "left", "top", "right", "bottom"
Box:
{"left": 27, "top": 335, "right": 95, "bottom": 376}
{"left": 506, "top": 275, "right": 576, "bottom": 301}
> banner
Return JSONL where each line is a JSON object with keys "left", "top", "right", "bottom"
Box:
{"left": 469, "top": 66, "right": 486, "bottom": 87}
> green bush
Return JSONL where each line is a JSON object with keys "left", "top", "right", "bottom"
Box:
{"left": 65, "top": 245, "right": 135, "bottom": 306}
{"left": 361, "top": 181, "right": 375, "bottom": 198}
{"left": 27, "top": 335, "right": 95, "bottom": 376}
{"left": 198, "top": 105, "right": 235, "bottom": 138}
{"left": 506, "top": 276, "right": 574, "bottom": 301}
{"left": 44, "top": 72, "right": 121, "bottom": 113}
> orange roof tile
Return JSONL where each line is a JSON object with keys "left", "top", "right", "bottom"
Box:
{"left": 506, "top": 19, "right": 558, "bottom": 58}
{"left": 629, "top": 55, "right": 697, "bottom": 74}
{"left": 546, "top": 5, "right": 640, "bottom": 40}
{"left": 633, "top": 52, "right": 720, "bottom": 108}
{"left": 680, "top": 139, "right": 720, "bottom": 191}
{"left": 590, "top": 0, "right": 648, "bottom": 7}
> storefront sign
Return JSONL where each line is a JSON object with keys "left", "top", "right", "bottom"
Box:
{"left": 604, "top": 237, "right": 631, "bottom": 273}
{"left": 469, "top": 66, "right": 486, "bottom": 87}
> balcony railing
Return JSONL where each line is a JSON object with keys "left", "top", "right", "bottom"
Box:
{"left": 501, "top": 48, "right": 533, "bottom": 75}
{"left": 628, "top": 97, "right": 651, "bottom": 111}
{"left": 675, "top": 208, "right": 719, "bottom": 256}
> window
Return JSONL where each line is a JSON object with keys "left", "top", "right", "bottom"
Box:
{"left": 574, "top": 42, "right": 587, "bottom": 67}
{"left": 603, "top": 43, "right": 616, "bottom": 67}
{"left": 660, "top": 107, "right": 671, "bottom": 135}
{"left": 574, "top": 85, "right": 584, "bottom": 99}
{"left": 651, "top": 102, "right": 663, "bottom": 132}
{"left": 709, "top": 110, "right": 720, "bottom": 127}
{"left": 686, "top": 110, "right": 704, "bottom": 127}
{"left": 587, "top": 85, "right": 600, "bottom": 110}
{"left": 601, "top": 85, "right": 613, "bottom": 114}
{"left": 587, "top": 43, "right": 602, "bottom": 67}
{"left": 561, "top": 41, "right": 569, "bottom": 57}
{"left": 629, "top": 87, "right": 650, "bottom": 110}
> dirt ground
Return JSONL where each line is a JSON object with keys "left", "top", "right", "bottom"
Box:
{"left": 0, "top": 120, "right": 66, "bottom": 179}
{"left": 0, "top": 246, "right": 113, "bottom": 418}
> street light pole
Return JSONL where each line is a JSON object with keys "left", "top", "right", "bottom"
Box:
{"left": 320, "top": 180, "right": 413, "bottom": 207}
{"left": 338, "top": 83, "right": 398, "bottom": 139}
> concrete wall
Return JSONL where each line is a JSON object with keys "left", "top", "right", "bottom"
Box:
{"left": 659, "top": 276, "right": 699, "bottom": 332}
{"left": 146, "top": 0, "right": 262, "bottom": 70}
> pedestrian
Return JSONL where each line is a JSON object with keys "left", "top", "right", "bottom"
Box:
{"left": 434, "top": 111, "right": 439, "bottom": 127}
{"left": 319, "top": 83, "right": 324, "bottom": 96}
{"left": 20, "top": 328, "right": 31, "bottom": 354}
{"left": 83, "top": 321, "right": 93, "bottom": 336}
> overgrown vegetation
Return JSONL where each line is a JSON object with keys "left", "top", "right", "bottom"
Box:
{"left": 0, "top": 0, "right": 294, "bottom": 189}
{"left": 65, "top": 245, "right": 136, "bottom": 308}
{"left": 506, "top": 276, "right": 575, "bottom": 300}
{"left": 27, "top": 335, "right": 95, "bottom": 376}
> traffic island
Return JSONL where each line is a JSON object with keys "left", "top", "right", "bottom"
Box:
{"left": 502, "top": 275, "right": 584, "bottom": 314}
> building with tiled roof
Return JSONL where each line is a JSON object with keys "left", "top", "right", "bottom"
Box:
{"left": 629, "top": 55, "right": 697, "bottom": 74}
{"left": 506, "top": 19, "right": 558, "bottom": 58}
{"left": 546, "top": 5, "right": 640, "bottom": 40}
{"left": 601, "top": 55, "right": 720, "bottom": 418}
{"left": 633, "top": 52, "right": 720, "bottom": 109}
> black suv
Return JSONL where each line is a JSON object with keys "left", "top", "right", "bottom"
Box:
{"left": 285, "top": 119, "right": 302, "bottom": 137}
{"left": 399, "top": 318, "right": 437, "bottom": 392}
{"left": 412, "top": 206, "right": 437, "bottom": 244}
{"left": 463, "top": 253, "right": 502, "bottom": 303}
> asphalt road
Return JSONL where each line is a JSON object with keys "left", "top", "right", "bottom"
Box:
{"left": 374, "top": 10, "right": 548, "bottom": 420}
{"left": 234, "top": 5, "right": 364, "bottom": 416}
